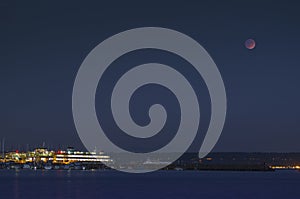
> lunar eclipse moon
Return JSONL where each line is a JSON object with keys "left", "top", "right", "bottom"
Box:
{"left": 245, "top": 39, "right": 256, "bottom": 49}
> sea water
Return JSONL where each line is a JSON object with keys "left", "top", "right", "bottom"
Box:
{"left": 0, "top": 170, "right": 299, "bottom": 199}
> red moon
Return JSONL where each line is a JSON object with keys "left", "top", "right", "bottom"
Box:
{"left": 245, "top": 39, "right": 256, "bottom": 50}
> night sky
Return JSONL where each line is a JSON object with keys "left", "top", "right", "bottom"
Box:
{"left": 0, "top": 0, "right": 300, "bottom": 152}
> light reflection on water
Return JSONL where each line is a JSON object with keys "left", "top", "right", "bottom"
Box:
{"left": 0, "top": 170, "right": 300, "bottom": 199}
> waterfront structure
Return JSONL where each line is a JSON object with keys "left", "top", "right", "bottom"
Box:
{"left": 3, "top": 148, "right": 55, "bottom": 163}
{"left": 0, "top": 147, "right": 112, "bottom": 166}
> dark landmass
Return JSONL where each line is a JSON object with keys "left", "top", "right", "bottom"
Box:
{"left": 166, "top": 152, "right": 300, "bottom": 171}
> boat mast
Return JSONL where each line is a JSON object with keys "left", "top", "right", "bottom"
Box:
{"left": 2, "top": 138, "right": 4, "bottom": 159}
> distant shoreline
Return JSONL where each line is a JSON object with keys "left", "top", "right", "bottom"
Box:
{"left": 2, "top": 151, "right": 300, "bottom": 172}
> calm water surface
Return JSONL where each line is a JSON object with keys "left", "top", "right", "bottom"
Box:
{"left": 0, "top": 170, "right": 299, "bottom": 199}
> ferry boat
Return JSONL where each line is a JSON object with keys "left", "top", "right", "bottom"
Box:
{"left": 54, "top": 147, "right": 113, "bottom": 165}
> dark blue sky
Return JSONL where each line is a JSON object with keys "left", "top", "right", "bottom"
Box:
{"left": 0, "top": 0, "right": 299, "bottom": 152}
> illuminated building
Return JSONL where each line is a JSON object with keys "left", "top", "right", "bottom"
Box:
{"left": 1, "top": 147, "right": 112, "bottom": 166}
{"left": 4, "top": 151, "right": 27, "bottom": 163}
